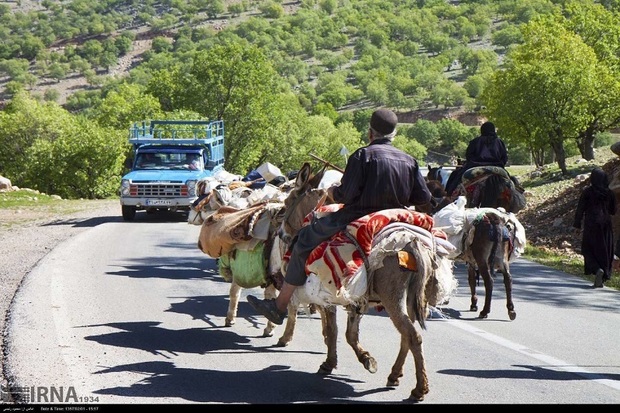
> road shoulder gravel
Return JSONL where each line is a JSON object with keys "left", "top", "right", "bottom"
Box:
{"left": 0, "top": 199, "right": 120, "bottom": 402}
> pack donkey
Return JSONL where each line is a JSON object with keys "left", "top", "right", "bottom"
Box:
{"left": 194, "top": 170, "right": 337, "bottom": 345}
{"left": 433, "top": 195, "right": 526, "bottom": 320}
{"left": 418, "top": 164, "right": 528, "bottom": 320}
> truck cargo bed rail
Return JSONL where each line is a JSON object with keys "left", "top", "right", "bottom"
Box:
{"left": 129, "top": 120, "right": 225, "bottom": 167}
{"left": 129, "top": 120, "right": 224, "bottom": 145}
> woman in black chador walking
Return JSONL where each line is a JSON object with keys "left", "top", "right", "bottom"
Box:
{"left": 573, "top": 167, "right": 617, "bottom": 288}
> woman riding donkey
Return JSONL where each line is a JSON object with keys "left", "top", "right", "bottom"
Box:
{"left": 444, "top": 121, "right": 509, "bottom": 199}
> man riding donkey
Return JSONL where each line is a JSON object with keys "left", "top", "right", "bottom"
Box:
{"left": 247, "top": 108, "right": 432, "bottom": 325}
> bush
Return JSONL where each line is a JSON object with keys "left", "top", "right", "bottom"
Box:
{"left": 0, "top": 92, "right": 127, "bottom": 199}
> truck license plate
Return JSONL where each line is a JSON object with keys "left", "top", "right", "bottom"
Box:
{"left": 147, "top": 199, "right": 173, "bottom": 206}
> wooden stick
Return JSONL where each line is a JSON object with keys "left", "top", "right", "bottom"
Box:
{"left": 308, "top": 153, "right": 345, "bottom": 173}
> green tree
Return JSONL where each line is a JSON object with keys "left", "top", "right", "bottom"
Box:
{"left": 436, "top": 118, "right": 472, "bottom": 159}
{"left": 19, "top": 33, "right": 46, "bottom": 60}
{"left": 24, "top": 118, "right": 127, "bottom": 199}
{"left": 93, "top": 83, "right": 162, "bottom": 130}
{"left": 48, "top": 62, "right": 68, "bottom": 82}
{"left": 21, "top": 73, "right": 38, "bottom": 89}
{"left": 80, "top": 39, "right": 104, "bottom": 66}
{"left": 0, "top": 92, "right": 128, "bottom": 199}
{"left": 319, "top": 0, "right": 337, "bottom": 15}
{"left": 147, "top": 42, "right": 298, "bottom": 174}
{"left": 405, "top": 119, "right": 440, "bottom": 150}
{"left": 282, "top": 113, "right": 361, "bottom": 172}
{"left": 3, "top": 81, "right": 25, "bottom": 98}
{"left": 482, "top": 20, "right": 599, "bottom": 173}
{"left": 0, "top": 91, "right": 127, "bottom": 199}
{"left": 392, "top": 135, "right": 427, "bottom": 162}
{"left": 558, "top": 1, "right": 620, "bottom": 160}
{"left": 43, "top": 88, "right": 60, "bottom": 102}
{"left": 115, "top": 33, "right": 134, "bottom": 56}
{"left": 458, "top": 48, "right": 498, "bottom": 76}
{"left": 0, "top": 58, "right": 30, "bottom": 79}
{"left": 69, "top": 56, "right": 92, "bottom": 74}
{"left": 259, "top": 1, "right": 285, "bottom": 19}
{"left": 228, "top": 3, "right": 244, "bottom": 17}
{"left": 152, "top": 36, "right": 172, "bottom": 53}
{"left": 311, "top": 102, "right": 338, "bottom": 123}
{"left": 99, "top": 51, "right": 118, "bottom": 71}
{"left": 205, "top": 0, "right": 226, "bottom": 19}
{"left": 491, "top": 24, "right": 523, "bottom": 50}
{"left": 463, "top": 74, "right": 487, "bottom": 99}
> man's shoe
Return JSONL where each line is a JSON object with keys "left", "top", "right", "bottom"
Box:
{"left": 247, "top": 295, "right": 286, "bottom": 325}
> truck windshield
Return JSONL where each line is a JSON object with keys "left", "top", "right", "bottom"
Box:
{"left": 135, "top": 152, "right": 203, "bottom": 171}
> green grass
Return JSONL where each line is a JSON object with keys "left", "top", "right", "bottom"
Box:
{"left": 0, "top": 189, "right": 111, "bottom": 229}
{"left": 0, "top": 189, "right": 90, "bottom": 213}
{"left": 523, "top": 245, "right": 583, "bottom": 275}
{"left": 523, "top": 234, "right": 620, "bottom": 290}
{"left": 0, "top": 189, "right": 61, "bottom": 208}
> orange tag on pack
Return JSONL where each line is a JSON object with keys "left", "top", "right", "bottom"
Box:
{"left": 398, "top": 251, "right": 417, "bottom": 271}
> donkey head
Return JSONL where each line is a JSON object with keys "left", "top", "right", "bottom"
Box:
{"left": 426, "top": 164, "right": 443, "bottom": 183}
{"left": 278, "top": 162, "right": 328, "bottom": 244}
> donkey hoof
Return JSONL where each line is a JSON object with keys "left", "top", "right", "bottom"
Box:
{"left": 508, "top": 311, "right": 516, "bottom": 321}
{"left": 317, "top": 362, "right": 334, "bottom": 375}
{"left": 478, "top": 312, "right": 488, "bottom": 319}
{"left": 470, "top": 305, "right": 478, "bottom": 312}
{"left": 262, "top": 329, "right": 274, "bottom": 338}
{"left": 363, "top": 357, "right": 378, "bottom": 374}
{"left": 225, "top": 319, "right": 234, "bottom": 327}
{"left": 387, "top": 373, "right": 402, "bottom": 387}
{"left": 409, "top": 389, "right": 426, "bottom": 402}
{"left": 275, "top": 339, "right": 289, "bottom": 347}
{"left": 409, "top": 386, "right": 428, "bottom": 402}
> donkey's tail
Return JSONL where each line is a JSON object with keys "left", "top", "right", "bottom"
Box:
{"left": 406, "top": 237, "right": 434, "bottom": 330}
{"left": 486, "top": 212, "right": 503, "bottom": 271}
{"left": 480, "top": 173, "right": 505, "bottom": 207}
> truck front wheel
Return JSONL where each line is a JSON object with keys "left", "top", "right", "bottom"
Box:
{"left": 122, "top": 205, "right": 136, "bottom": 221}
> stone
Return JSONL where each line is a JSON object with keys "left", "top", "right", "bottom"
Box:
{"left": 0, "top": 175, "right": 12, "bottom": 191}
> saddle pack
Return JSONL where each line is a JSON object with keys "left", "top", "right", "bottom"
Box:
{"left": 284, "top": 206, "right": 455, "bottom": 306}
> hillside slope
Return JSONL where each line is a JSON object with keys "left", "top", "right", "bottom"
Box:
{"left": 516, "top": 148, "right": 620, "bottom": 260}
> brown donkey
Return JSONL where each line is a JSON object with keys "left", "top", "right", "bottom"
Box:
{"left": 461, "top": 210, "right": 520, "bottom": 320}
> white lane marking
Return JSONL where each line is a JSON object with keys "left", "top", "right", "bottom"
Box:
{"left": 442, "top": 318, "right": 620, "bottom": 391}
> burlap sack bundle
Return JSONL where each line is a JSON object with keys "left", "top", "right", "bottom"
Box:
{"left": 197, "top": 204, "right": 265, "bottom": 258}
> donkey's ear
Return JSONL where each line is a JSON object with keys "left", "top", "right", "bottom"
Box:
{"left": 296, "top": 163, "right": 312, "bottom": 188}
{"left": 307, "top": 163, "right": 327, "bottom": 189}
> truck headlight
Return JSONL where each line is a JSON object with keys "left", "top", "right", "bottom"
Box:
{"left": 121, "top": 179, "right": 131, "bottom": 196}
{"left": 186, "top": 179, "right": 197, "bottom": 196}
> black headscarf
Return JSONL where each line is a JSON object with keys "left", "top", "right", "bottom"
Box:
{"left": 480, "top": 121, "right": 497, "bottom": 144}
{"left": 590, "top": 167, "right": 612, "bottom": 201}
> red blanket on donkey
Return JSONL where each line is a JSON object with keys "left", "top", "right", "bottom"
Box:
{"left": 284, "top": 205, "right": 445, "bottom": 294}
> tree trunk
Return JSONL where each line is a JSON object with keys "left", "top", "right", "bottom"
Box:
{"left": 578, "top": 124, "right": 597, "bottom": 161}
{"left": 550, "top": 140, "right": 568, "bottom": 175}
{"left": 530, "top": 145, "right": 546, "bottom": 167}
{"left": 583, "top": 138, "right": 595, "bottom": 160}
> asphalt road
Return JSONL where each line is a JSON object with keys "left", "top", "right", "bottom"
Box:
{"left": 5, "top": 212, "right": 620, "bottom": 405}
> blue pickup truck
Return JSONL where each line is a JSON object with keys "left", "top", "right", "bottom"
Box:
{"left": 119, "top": 120, "right": 225, "bottom": 221}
